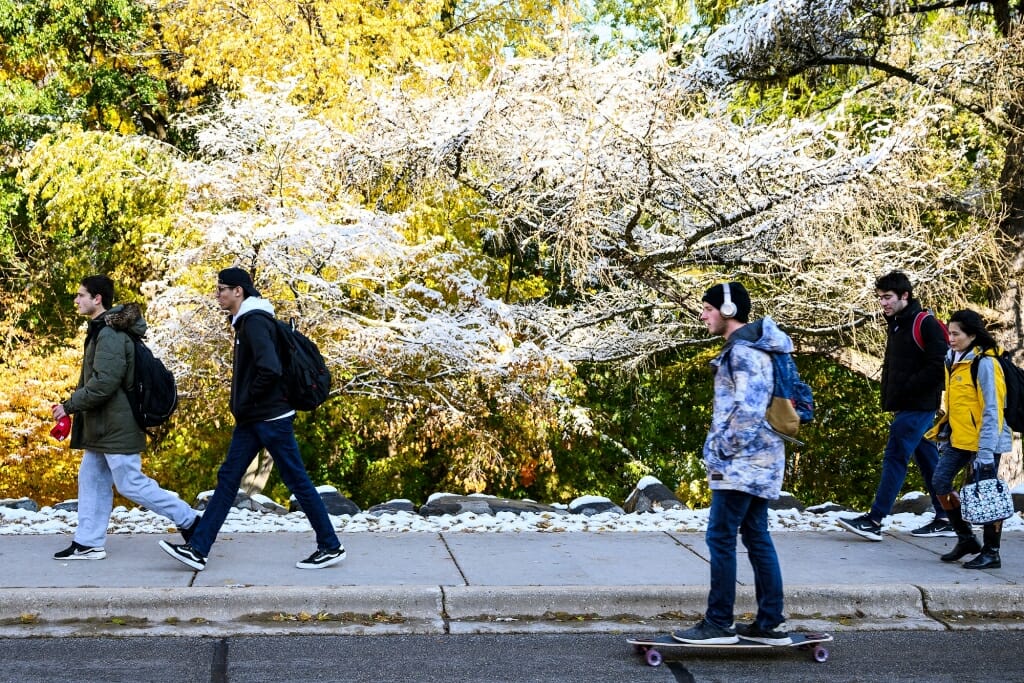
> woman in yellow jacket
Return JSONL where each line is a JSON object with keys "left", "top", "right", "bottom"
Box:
{"left": 927, "top": 310, "right": 1012, "bottom": 569}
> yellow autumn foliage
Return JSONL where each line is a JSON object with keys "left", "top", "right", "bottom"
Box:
{"left": 150, "top": 0, "right": 579, "bottom": 114}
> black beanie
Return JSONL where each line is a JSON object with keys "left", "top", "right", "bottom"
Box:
{"left": 702, "top": 282, "right": 751, "bottom": 323}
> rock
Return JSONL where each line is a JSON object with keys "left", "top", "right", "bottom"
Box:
{"left": 290, "top": 486, "right": 360, "bottom": 516}
{"left": 193, "top": 489, "right": 250, "bottom": 512}
{"left": 623, "top": 477, "right": 684, "bottom": 513}
{"left": 0, "top": 497, "right": 39, "bottom": 512}
{"left": 419, "top": 495, "right": 565, "bottom": 517}
{"left": 769, "top": 492, "right": 805, "bottom": 512}
{"left": 53, "top": 500, "right": 79, "bottom": 512}
{"left": 891, "top": 491, "right": 932, "bottom": 515}
{"left": 249, "top": 493, "right": 288, "bottom": 515}
{"left": 1013, "top": 492, "right": 1024, "bottom": 514}
{"left": 367, "top": 499, "right": 417, "bottom": 516}
{"left": 805, "top": 502, "right": 845, "bottom": 514}
{"left": 568, "top": 495, "right": 624, "bottom": 516}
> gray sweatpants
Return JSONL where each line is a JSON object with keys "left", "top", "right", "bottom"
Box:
{"left": 74, "top": 450, "right": 195, "bottom": 548}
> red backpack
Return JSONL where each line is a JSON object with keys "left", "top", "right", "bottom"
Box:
{"left": 911, "top": 310, "right": 950, "bottom": 351}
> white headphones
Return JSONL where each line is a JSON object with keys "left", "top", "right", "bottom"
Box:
{"left": 720, "top": 282, "right": 737, "bottom": 318}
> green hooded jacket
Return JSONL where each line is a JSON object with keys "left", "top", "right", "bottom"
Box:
{"left": 62, "top": 303, "right": 147, "bottom": 454}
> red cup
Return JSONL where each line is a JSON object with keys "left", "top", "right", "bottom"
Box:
{"left": 50, "top": 416, "right": 71, "bottom": 441}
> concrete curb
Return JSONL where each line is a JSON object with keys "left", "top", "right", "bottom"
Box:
{"left": 442, "top": 584, "right": 931, "bottom": 623}
{"left": 3, "top": 583, "right": 1023, "bottom": 636}
{"left": 922, "top": 584, "right": 1024, "bottom": 628}
{"left": 0, "top": 586, "right": 443, "bottom": 625}
{"left": 443, "top": 585, "right": 707, "bottom": 622}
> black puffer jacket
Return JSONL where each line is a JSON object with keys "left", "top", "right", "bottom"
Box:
{"left": 879, "top": 300, "right": 947, "bottom": 412}
{"left": 229, "top": 298, "right": 292, "bottom": 424}
{"left": 63, "top": 303, "right": 147, "bottom": 454}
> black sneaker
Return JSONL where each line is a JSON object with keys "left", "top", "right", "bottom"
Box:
{"left": 837, "top": 513, "right": 883, "bottom": 541}
{"left": 736, "top": 622, "right": 793, "bottom": 645}
{"left": 671, "top": 619, "right": 738, "bottom": 644}
{"left": 296, "top": 546, "right": 346, "bottom": 570}
{"left": 910, "top": 518, "right": 956, "bottom": 537}
{"left": 159, "top": 541, "right": 206, "bottom": 571}
{"left": 180, "top": 516, "right": 201, "bottom": 543}
{"left": 53, "top": 541, "right": 106, "bottom": 560}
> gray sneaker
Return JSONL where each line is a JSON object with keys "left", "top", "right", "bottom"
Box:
{"left": 672, "top": 619, "right": 738, "bottom": 644}
{"left": 736, "top": 622, "right": 792, "bottom": 645}
{"left": 910, "top": 518, "right": 956, "bottom": 537}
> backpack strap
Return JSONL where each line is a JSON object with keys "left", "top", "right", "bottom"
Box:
{"left": 969, "top": 350, "right": 1002, "bottom": 388}
{"left": 912, "top": 311, "right": 929, "bottom": 351}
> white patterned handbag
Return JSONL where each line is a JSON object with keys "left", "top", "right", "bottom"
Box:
{"left": 960, "top": 474, "right": 1015, "bottom": 524}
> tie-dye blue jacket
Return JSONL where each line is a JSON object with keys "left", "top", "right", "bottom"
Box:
{"left": 703, "top": 317, "right": 791, "bottom": 500}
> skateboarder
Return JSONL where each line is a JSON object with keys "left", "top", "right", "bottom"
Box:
{"left": 672, "top": 282, "right": 792, "bottom": 646}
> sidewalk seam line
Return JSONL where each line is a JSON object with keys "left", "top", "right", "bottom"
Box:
{"left": 438, "top": 532, "right": 469, "bottom": 586}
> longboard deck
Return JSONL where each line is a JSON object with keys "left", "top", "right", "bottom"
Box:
{"left": 628, "top": 632, "right": 834, "bottom": 666}
{"left": 627, "top": 632, "right": 832, "bottom": 650}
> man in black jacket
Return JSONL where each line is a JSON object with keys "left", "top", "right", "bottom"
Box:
{"left": 839, "top": 271, "right": 952, "bottom": 541}
{"left": 159, "top": 268, "right": 345, "bottom": 570}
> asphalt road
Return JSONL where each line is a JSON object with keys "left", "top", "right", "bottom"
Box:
{"left": 2, "top": 631, "right": 1021, "bottom": 682}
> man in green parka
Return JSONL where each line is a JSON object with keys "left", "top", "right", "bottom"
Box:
{"left": 51, "top": 275, "right": 198, "bottom": 560}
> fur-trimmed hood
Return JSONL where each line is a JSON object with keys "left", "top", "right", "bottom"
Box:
{"left": 102, "top": 302, "right": 147, "bottom": 337}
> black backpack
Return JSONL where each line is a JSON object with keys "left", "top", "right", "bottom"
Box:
{"left": 260, "top": 315, "right": 331, "bottom": 410}
{"left": 970, "top": 351, "right": 1024, "bottom": 433}
{"left": 123, "top": 331, "right": 178, "bottom": 430}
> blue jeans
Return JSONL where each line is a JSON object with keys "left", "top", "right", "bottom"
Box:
{"left": 189, "top": 416, "right": 341, "bottom": 557}
{"left": 705, "top": 489, "right": 785, "bottom": 631}
{"left": 933, "top": 444, "right": 1002, "bottom": 496}
{"left": 869, "top": 410, "right": 944, "bottom": 522}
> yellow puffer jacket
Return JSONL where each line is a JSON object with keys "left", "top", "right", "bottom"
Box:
{"left": 927, "top": 347, "right": 1007, "bottom": 454}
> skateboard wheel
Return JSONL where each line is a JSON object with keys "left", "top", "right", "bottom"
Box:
{"left": 813, "top": 646, "right": 829, "bottom": 663}
{"left": 645, "top": 648, "right": 663, "bottom": 667}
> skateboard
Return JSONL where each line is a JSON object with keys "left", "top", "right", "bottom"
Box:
{"left": 627, "top": 632, "right": 833, "bottom": 667}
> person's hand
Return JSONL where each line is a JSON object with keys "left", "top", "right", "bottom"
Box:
{"left": 974, "top": 462, "right": 997, "bottom": 480}
{"left": 51, "top": 403, "right": 67, "bottom": 420}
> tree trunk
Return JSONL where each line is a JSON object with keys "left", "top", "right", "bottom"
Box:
{"left": 241, "top": 449, "right": 275, "bottom": 496}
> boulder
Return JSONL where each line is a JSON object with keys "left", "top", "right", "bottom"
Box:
{"left": 367, "top": 499, "right": 417, "bottom": 516}
{"left": 568, "top": 495, "right": 624, "bottom": 516}
{"left": 891, "top": 491, "right": 932, "bottom": 515}
{"left": 249, "top": 493, "right": 288, "bottom": 515}
{"left": 805, "top": 502, "right": 845, "bottom": 515}
{"left": 419, "top": 495, "right": 565, "bottom": 517}
{"left": 623, "top": 477, "right": 684, "bottom": 513}
{"left": 290, "top": 486, "right": 360, "bottom": 516}
{"left": 192, "top": 489, "right": 280, "bottom": 514}
{"left": 768, "top": 492, "right": 805, "bottom": 512}
{"left": 0, "top": 497, "right": 39, "bottom": 512}
{"left": 53, "top": 500, "right": 79, "bottom": 513}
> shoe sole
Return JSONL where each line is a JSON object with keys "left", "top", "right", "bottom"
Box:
{"left": 671, "top": 634, "right": 739, "bottom": 645}
{"left": 158, "top": 540, "right": 206, "bottom": 571}
{"left": 837, "top": 519, "right": 883, "bottom": 541}
{"left": 910, "top": 531, "right": 958, "bottom": 538}
{"left": 53, "top": 551, "right": 106, "bottom": 560}
{"left": 296, "top": 550, "right": 346, "bottom": 570}
{"left": 739, "top": 636, "right": 793, "bottom": 646}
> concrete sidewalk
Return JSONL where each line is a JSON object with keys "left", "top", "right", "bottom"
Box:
{"left": 2, "top": 530, "right": 1022, "bottom": 636}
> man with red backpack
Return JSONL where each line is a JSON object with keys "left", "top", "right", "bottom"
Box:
{"left": 839, "top": 271, "right": 953, "bottom": 541}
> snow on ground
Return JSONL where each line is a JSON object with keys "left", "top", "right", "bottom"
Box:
{"left": 2, "top": 492, "right": 1022, "bottom": 536}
